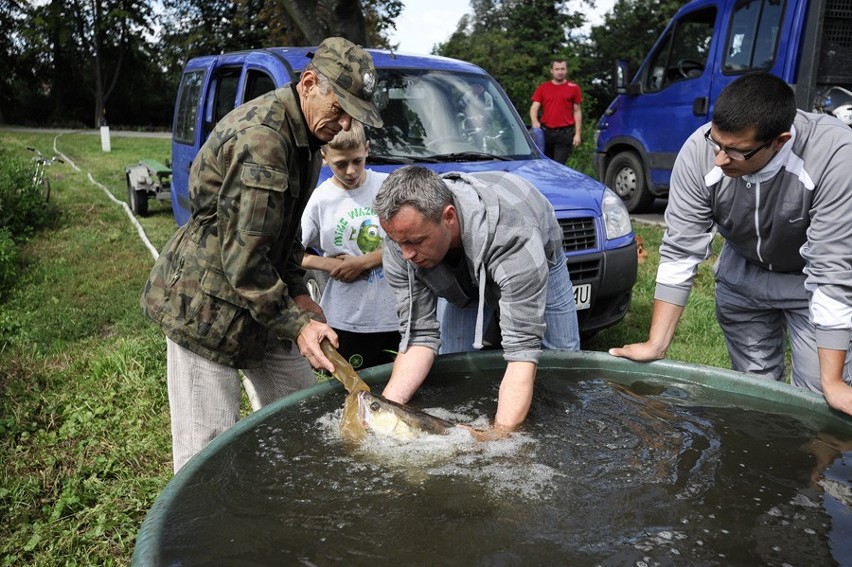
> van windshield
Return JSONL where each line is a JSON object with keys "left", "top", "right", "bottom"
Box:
{"left": 366, "top": 69, "right": 535, "bottom": 163}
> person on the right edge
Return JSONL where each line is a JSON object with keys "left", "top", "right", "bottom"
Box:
{"left": 609, "top": 72, "right": 852, "bottom": 417}
{"left": 529, "top": 58, "right": 582, "bottom": 164}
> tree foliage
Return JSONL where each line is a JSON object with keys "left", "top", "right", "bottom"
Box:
{"left": 3, "top": 0, "right": 401, "bottom": 128}
{"left": 155, "top": 0, "right": 402, "bottom": 86}
{"left": 2, "top": 0, "right": 685, "bottom": 128}
{"left": 437, "top": 0, "right": 587, "bottom": 116}
{"left": 577, "top": 0, "right": 687, "bottom": 118}
{"left": 10, "top": 0, "right": 173, "bottom": 128}
{"left": 436, "top": 0, "right": 687, "bottom": 122}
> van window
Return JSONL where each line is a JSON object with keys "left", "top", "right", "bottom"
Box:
{"left": 213, "top": 67, "right": 241, "bottom": 124}
{"left": 173, "top": 70, "right": 206, "bottom": 145}
{"left": 245, "top": 70, "right": 276, "bottom": 102}
{"left": 723, "top": 0, "right": 785, "bottom": 72}
{"left": 644, "top": 7, "right": 716, "bottom": 91}
{"left": 200, "top": 67, "right": 241, "bottom": 141}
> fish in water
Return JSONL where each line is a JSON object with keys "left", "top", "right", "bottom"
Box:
{"left": 348, "top": 390, "right": 456, "bottom": 442}
{"left": 319, "top": 339, "right": 458, "bottom": 442}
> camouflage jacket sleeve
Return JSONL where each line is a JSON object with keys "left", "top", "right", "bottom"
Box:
{"left": 280, "top": 239, "right": 309, "bottom": 298}
{"left": 205, "top": 123, "right": 312, "bottom": 341}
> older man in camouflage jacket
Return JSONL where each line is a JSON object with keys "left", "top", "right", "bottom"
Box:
{"left": 141, "top": 37, "right": 383, "bottom": 472}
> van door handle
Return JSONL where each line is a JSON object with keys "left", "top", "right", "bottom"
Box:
{"left": 693, "top": 97, "right": 709, "bottom": 116}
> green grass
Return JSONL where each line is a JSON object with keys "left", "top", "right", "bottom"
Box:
{"left": 0, "top": 130, "right": 729, "bottom": 565}
{"left": 584, "top": 222, "right": 731, "bottom": 369}
{"left": 0, "top": 131, "right": 174, "bottom": 566}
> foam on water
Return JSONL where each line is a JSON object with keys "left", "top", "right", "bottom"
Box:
{"left": 313, "top": 402, "right": 561, "bottom": 499}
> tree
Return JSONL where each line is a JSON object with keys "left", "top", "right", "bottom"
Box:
{"left": 14, "top": 0, "right": 163, "bottom": 127}
{"left": 0, "top": 0, "right": 33, "bottom": 124}
{"left": 0, "top": 0, "right": 21, "bottom": 124}
{"left": 281, "top": 0, "right": 368, "bottom": 45}
{"left": 436, "top": 0, "right": 589, "bottom": 118}
{"left": 15, "top": 0, "right": 89, "bottom": 125}
{"left": 433, "top": 0, "right": 687, "bottom": 124}
{"left": 280, "top": 0, "right": 402, "bottom": 46}
{"left": 79, "top": 0, "right": 155, "bottom": 126}
{"left": 5, "top": 0, "right": 404, "bottom": 128}
{"left": 158, "top": 0, "right": 402, "bottom": 99}
{"left": 362, "top": 0, "right": 403, "bottom": 49}
{"left": 576, "top": 0, "right": 687, "bottom": 120}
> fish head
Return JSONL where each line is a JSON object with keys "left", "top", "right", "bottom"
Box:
{"left": 357, "top": 391, "right": 421, "bottom": 440}
{"left": 355, "top": 391, "right": 454, "bottom": 441}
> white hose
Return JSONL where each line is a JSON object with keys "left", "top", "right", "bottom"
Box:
{"left": 53, "top": 134, "right": 160, "bottom": 260}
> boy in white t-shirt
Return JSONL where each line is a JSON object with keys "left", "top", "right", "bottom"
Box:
{"left": 301, "top": 123, "right": 400, "bottom": 370}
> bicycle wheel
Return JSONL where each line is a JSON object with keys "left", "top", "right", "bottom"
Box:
{"left": 42, "top": 178, "right": 51, "bottom": 202}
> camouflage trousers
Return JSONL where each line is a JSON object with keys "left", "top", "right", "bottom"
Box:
{"left": 166, "top": 332, "right": 316, "bottom": 473}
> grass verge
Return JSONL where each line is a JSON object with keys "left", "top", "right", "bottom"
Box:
{"left": 0, "top": 131, "right": 174, "bottom": 566}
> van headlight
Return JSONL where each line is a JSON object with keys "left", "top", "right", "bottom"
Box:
{"left": 602, "top": 187, "right": 632, "bottom": 240}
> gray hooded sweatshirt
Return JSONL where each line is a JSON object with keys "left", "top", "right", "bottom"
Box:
{"left": 382, "top": 171, "right": 564, "bottom": 363}
{"left": 657, "top": 110, "right": 852, "bottom": 350}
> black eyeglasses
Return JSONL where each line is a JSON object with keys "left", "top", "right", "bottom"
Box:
{"left": 704, "top": 129, "right": 774, "bottom": 161}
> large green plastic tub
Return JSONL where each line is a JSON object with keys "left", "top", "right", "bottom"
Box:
{"left": 132, "top": 351, "right": 852, "bottom": 565}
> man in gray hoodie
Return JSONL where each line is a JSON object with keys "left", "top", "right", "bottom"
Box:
{"left": 609, "top": 72, "right": 852, "bottom": 417}
{"left": 374, "top": 166, "right": 580, "bottom": 439}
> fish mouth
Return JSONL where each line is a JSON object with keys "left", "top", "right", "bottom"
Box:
{"left": 356, "top": 390, "right": 371, "bottom": 423}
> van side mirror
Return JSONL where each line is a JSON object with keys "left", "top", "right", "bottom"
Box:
{"left": 615, "top": 60, "right": 630, "bottom": 94}
{"left": 615, "top": 60, "right": 641, "bottom": 96}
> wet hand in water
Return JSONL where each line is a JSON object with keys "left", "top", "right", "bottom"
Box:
{"left": 460, "top": 423, "right": 512, "bottom": 441}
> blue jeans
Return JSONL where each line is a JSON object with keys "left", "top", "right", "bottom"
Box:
{"left": 438, "top": 257, "right": 580, "bottom": 354}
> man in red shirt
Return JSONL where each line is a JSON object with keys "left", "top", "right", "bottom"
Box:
{"left": 529, "top": 59, "right": 583, "bottom": 164}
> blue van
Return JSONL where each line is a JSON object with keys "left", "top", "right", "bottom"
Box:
{"left": 594, "top": 0, "right": 852, "bottom": 212}
{"left": 169, "top": 48, "right": 638, "bottom": 337}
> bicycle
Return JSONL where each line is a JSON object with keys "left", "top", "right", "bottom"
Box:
{"left": 26, "top": 147, "right": 64, "bottom": 203}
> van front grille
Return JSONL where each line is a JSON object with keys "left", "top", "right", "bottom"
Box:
{"left": 567, "top": 259, "right": 600, "bottom": 283}
{"left": 560, "top": 217, "right": 596, "bottom": 252}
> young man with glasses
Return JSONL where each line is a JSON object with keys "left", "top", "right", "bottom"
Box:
{"left": 610, "top": 71, "right": 852, "bottom": 417}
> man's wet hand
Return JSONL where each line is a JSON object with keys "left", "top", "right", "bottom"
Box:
{"left": 460, "top": 423, "right": 512, "bottom": 442}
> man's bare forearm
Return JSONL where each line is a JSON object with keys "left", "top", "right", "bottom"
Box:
{"left": 382, "top": 345, "right": 435, "bottom": 404}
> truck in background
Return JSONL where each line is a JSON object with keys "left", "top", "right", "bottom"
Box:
{"left": 167, "top": 48, "right": 638, "bottom": 337}
{"left": 593, "top": 0, "right": 852, "bottom": 212}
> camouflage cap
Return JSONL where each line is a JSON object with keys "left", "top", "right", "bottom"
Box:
{"left": 308, "top": 37, "right": 384, "bottom": 128}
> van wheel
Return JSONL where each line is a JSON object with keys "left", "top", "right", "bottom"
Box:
{"left": 605, "top": 151, "right": 654, "bottom": 213}
{"left": 305, "top": 269, "right": 328, "bottom": 305}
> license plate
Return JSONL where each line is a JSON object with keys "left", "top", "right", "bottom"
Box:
{"left": 574, "top": 283, "right": 591, "bottom": 310}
